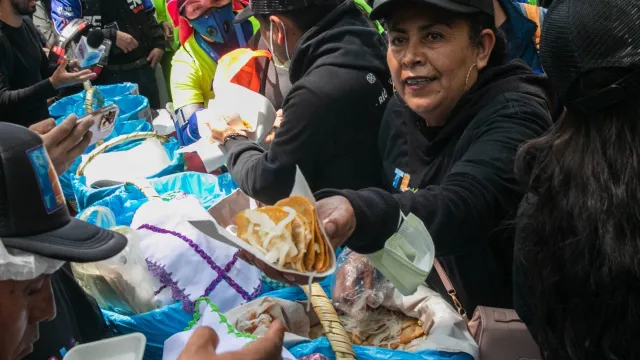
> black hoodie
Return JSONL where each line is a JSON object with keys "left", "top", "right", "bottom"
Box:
{"left": 223, "top": 0, "right": 391, "bottom": 205}
{"left": 317, "top": 60, "right": 556, "bottom": 313}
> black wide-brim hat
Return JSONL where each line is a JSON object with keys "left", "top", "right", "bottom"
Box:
{"left": 0, "top": 122, "right": 127, "bottom": 263}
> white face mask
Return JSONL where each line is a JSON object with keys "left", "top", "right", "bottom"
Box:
{"left": 269, "top": 20, "right": 291, "bottom": 71}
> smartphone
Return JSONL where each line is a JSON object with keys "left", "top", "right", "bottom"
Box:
{"left": 76, "top": 104, "right": 119, "bottom": 145}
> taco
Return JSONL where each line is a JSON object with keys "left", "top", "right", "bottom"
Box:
{"left": 236, "top": 196, "right": 331, "bottom": 272}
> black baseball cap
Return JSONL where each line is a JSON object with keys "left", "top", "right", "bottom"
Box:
{"left": 234, "top": 0, "right": 327, "bottom": 24}
{"left": 540, "top": 0, "right": 640, "bottom": 113}
{"left": 0, "top": 122, "right": 127, "bottom": 263}
{"left": 370, "top": 0, "right": 493, "bottom": 21}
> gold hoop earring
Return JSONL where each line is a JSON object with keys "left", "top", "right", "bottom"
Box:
{"left": 464, "top": 64, "right": 477, "bottom": 90}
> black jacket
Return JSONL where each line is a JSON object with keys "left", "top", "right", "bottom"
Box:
{"left": 51, "top": 0, "right": 166, "bottom": 65}
{"left": 0, "top": 17, "right": 57, "bottom": 126}
{"left": 223, "top": 0, "right": 391, "bottom": 205}
{"left": 318, "top": 61, "right": 555, "bottom": 313}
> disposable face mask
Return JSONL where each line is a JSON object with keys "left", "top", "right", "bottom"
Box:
{"left": 367, "top": 213, "right": 435, "bottom": 296}
{"left": 0, "top": 240, "right": 64, "bottom": 281}
{"left": 269, "top": 21, "right": 291, "bottom": 71}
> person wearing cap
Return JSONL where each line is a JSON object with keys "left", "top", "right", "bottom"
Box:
{"left": 513, "top": 0, "right": 640, "bottom": 358}
{"left": 0, "top": 122, "right": 128, "bottom": 359}
{"left": 291, "top": 0, "right": 557, "bottom": 314}
{"left": 208, "top": 0, "right": 392, "bottom": 204}
{"left": 50, "top": 0, "right": 167, "bottom": 109}
{"left": 167, "top": 0, "right": 259, "bottom": 145}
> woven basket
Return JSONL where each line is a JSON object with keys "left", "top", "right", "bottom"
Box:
{"left": 301, "top": 284, "right": 356, "bottom": 360}
{"left": 76, "top": 132, "right": 170, "bottom": 177}
{"left": 83, "top": 81, "right": 105, "bottom": 114}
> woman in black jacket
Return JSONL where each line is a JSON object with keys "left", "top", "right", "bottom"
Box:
{"left": 309, "top": 0, "right": 556, "bottom": 314}
{"left": 248, "top": 0, "right": 556, "bottom": 314}
{"left": 512, "top": 0, "right": 640, "bottom": 358}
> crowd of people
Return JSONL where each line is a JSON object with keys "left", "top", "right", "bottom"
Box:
{"left": 0, "top": 0, "right": 639, "bottom": 358}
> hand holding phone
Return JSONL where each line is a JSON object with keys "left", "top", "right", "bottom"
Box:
{"left": 31, "top": 115, "right": 93, "bottom": 175}
{"left": 76, "top": 104, "right": 119, "bottom": 145}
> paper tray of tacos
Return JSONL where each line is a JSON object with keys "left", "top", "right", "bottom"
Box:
{"left": 189, "top": 167, "right": 337, "bottom": 277}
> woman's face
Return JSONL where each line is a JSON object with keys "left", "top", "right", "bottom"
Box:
{"left": 0, "top": 275, "right": 55, "bottom": 360}
{"left": 387, "top": 4, "right": 493, "bottom": 124}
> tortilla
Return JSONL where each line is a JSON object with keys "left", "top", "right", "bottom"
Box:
{"left": 237, "top": 196, "right": 332, "bottom": 272}
{"left": 236, "top": 206, "right": 300, "bottom": 268}
{"left": 276, "top": 196, "right": 324, "bottom": 272}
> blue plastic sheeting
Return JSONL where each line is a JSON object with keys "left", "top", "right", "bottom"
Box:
{"left": 103, "top": 303, "right": 192, "bottom": 360}
{"left": 75, "top": 172, "right": 236, "bottom": 227}
{"left": 49, "top": 83, "right": 139, "bottom": 119}
{"left": 289, "top": 338, "right": 475, "bottom": 360}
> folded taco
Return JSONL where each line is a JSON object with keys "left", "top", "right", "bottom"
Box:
{"left": 236, "top": 196, "right": 331, "bottom": 272}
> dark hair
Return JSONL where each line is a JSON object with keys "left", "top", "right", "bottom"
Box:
{"left": 465, "top": 12, "right": 506, "bottom": 67}
{"left": 514, "top": 67, "right": 640, "bottom": 360}
{"left": 255, "top": 0, "right": 340, "bottom": 33}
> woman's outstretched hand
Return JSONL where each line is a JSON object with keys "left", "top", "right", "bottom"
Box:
{"left": 315, "top": 195, "right": 356, "bottom": 250}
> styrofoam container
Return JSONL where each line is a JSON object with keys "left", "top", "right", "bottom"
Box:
{"left": 63, "top": 333, "right": 146, "bottom": 360}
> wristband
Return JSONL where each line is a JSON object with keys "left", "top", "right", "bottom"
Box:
{"left": 222, "top": 132, "right": 248, "bottom": 145}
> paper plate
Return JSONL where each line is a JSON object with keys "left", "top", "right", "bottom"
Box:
{"left": 189, "top": 167, "right": 337, "bottom": 278}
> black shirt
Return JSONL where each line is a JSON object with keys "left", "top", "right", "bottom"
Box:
{"left": 0, "top": 17, "right": 57, "bottom": 127}
{"left": 317, "top": 61, "right": 556, "bottom": 313}
{"left": 222, "top": 1, "right": 391, "bottom": 205}
{"left": 25, "top": 265, "right": 109, "bottom": 360}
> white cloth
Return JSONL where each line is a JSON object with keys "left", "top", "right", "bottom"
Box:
{"left": 162, "top": 300, "right": 296, "bottom": 360}
{"left": 81, "top": 138, "right": 172, "bottom": 186}
{"left": 130, "top": 194, "right": 262, "bottom": 313}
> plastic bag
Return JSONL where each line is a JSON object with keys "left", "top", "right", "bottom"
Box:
{"left": 102, "top": 302, "right": 192, "bottom": 360}
{"left": 59, "top": 119, "right": 153, "bottom": 205}
{"left": 114, "top": 94, "right": 151, "bottom": 122}
{"left": 71, "top": 208, "right": 160, "bottom": 315}
{"left": 289, "top": 337, "right": 474, "bottom": 360}
{"left": 49, "top": 83, "right": 139, "bottom": 119}
{"left": 75, "top": 172, "right": 237, "bottom": 227}
{"left": 331, "top": 248, "right": 391, "bottom": 320}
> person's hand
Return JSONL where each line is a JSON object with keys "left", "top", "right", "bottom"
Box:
{"left": 263, "top": 109, "right": 283, "bottom": 144}
{"left": 49, "top": 58, "right": 96, "bottom": 89}
{"left": 116, "top": 31, "right": 139, "bottom": 53}
{"left": 332, "top": 251, "right": 376, "bottom": 318}
{"left": 178, "top": 321, "right": 285, "bottom": 360}
{"left": 208, "top": 123, "right": 248, "bottom": 143}
{"left": 316, "top": 195, "right": 356, "bottom": 249}
{"left": 147, "top": 48, "right": 164, "bottom": 69}
{"left": 162, "top": 21, "right": 174, "bottom": 41}
{"left": 29, "top": 115, "right": 94, "bottom": 174}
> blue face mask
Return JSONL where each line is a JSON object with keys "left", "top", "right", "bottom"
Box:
{"left": 190, "top": 3, "right": 236, "bottom": 44}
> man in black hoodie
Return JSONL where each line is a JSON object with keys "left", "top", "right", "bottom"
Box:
{"left": 209, "top": 0, "right": 392, "bottom": 205}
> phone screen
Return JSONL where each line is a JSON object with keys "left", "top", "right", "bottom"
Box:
{"left": 76, "top": 104, "right": 119, "bottom": 145}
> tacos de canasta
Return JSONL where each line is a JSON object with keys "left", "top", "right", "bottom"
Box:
{"left": 235, "top": 196, "right": 331, "bottom": 272}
